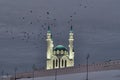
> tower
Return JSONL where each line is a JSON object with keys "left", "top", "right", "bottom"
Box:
{"left": 69, "top": 26, "right": 74, "bottom": 60}
{"left": 46, "top": 26, "right": 53, "bottom": 59}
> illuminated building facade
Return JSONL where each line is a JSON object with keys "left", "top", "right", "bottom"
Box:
{"left": 46, "top": 26, "right": 74, "bottom": 70}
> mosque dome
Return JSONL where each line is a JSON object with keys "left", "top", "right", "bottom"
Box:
{"left": 54, "top": 45, "right": 68, "bottom": 51}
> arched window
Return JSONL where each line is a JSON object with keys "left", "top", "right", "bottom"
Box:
{"left": 53, "top": 60, "right": 55, "bottom": 69}
{"left": 62, "top": 59, "right": 64, "bottom": 67}
{"left": 56, "top": 59, "right": 58, "bottom": 67}
{"left": 65, "top": 60, "right": 67, "bottom": 67}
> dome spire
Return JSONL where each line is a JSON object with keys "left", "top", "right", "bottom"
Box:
{"left": 70, "top": 25, "right": 73, "bottom": 33}
{"left": 48, "top": 26, "right": 50, "bottom": 30}
{"left": 47, "top": 26, "right": 51, "bottom": 33}
{"left": 71, "top": 25, "right": 73, "bottom": 30}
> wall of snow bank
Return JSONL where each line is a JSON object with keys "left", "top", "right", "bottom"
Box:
{"left": 8, "top": 60, "right": 120, "bottom": 80}
{"left": 19, "top": 70, "right": 120, "bottom": 80}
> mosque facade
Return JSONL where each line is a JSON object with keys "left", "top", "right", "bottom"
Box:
{"left": 46, "top": 26, "right": 74, "bottom": 70}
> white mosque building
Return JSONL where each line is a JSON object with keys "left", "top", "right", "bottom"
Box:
{"left": 46, "top": 26, "right": 74, "bottom": 70}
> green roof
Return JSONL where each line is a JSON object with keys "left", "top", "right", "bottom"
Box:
{"left": 54, "top": 45, "right": 68, "bottom": 51}
{"left": 47, "top": 26, "right": 51, "bottom": 33}
{"left": 70, "top": 25, "right": 73, "bottom": 33}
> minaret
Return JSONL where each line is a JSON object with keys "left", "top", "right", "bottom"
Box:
{"left": 69, "top": 26, "right": 74, "bottom": 59}
{"left": 46, "top": 26, "right": 53, "bottom": 59}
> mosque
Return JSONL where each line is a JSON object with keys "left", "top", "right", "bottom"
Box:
{"left": 46, "top": 26, "right": 74, "bottom": 69}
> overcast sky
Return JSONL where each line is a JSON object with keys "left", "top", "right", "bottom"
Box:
{"left": 0, "top": 0, "right": 120, "bottom": 74}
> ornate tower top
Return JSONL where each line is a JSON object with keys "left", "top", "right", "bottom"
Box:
{"left": 47, "top": 26, "right": 51, "bottom": 33}
{"left": 70, "top": 25, "right": 73, "bottom": 33}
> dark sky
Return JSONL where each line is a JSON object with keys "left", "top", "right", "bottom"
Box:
{"left": 0, "top": 0, "right": 120, "bottom": 74}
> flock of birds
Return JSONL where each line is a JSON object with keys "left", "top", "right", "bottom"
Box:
{"left": 0, "top": 0, "right": 91, "bottom": 74}
{"left": 1, "top": 0, "right": 90, "bottom": 49}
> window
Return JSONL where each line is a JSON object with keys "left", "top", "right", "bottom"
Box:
{"left": 56, "top": 59, "right": 58, "bottom": 67}
{"left": 53, "top": 60, "right": 55, "bottom": 69}
{"left": 65, "top": 60, "right": 67, "bottom": 67}
{"left": 62, "top": 59, "right": 64, "bottom": 67}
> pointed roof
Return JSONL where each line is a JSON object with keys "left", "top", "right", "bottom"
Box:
{"left": 47, "top": 26, "right": 51, "bottom": 33}
{"left": 70, "top": 25, "right": 73, "bottom": 33}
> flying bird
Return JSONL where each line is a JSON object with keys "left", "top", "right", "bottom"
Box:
{"left": 30, "top": 10, "right": 33, "bottom": 13}
{"left": 30, "top": 22, "right": 32, "bottom": 24}
{"left": 84, "top": 6, "right": 87, "bottom": 8}
{"left": 22, "top": 17, "right": 25, "bottom": 19}
{"left": 47, "top": 12, "right": 49, "bottom": 15}
{"left": 80, "top": 4, "right": 82, "bottom": 6}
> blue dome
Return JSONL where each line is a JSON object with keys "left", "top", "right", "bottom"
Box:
{"left": 54, "top": 45, "right": 67, "bottom": 51}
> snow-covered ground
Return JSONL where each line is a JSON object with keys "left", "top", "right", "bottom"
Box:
{"left": 18, "top": 70, "right": 120, "bottom": 80}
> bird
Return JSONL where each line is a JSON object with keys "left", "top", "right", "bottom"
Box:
{"left": 6, "top": 30, "right": 8, "bottom": 33}
{"left": 84, "top": 6, "right": 87, "bottom": 8}
{"left": 22, "top": 17, "right": 25, "bottom": 19}
{"left": 30, "top": 10, "right": 33, "bottom": 13}
{"left": 47, "top": 12, "right": 49, "bottom": 15}
{"left": 80, "top": 4, "right": 82, "bottom": 7}
{"left": 12, "top": 37, "right": 15, "bottom": 40}
{"left": 53, "top": 19, "right": 56, "bottom": 21}
{"left": 30, "top": 22, "right": 32, "bottom": 24}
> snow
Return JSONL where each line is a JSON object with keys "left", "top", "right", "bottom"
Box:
{"left": 18, "top": 70, "right": 120, "bottom": 80}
